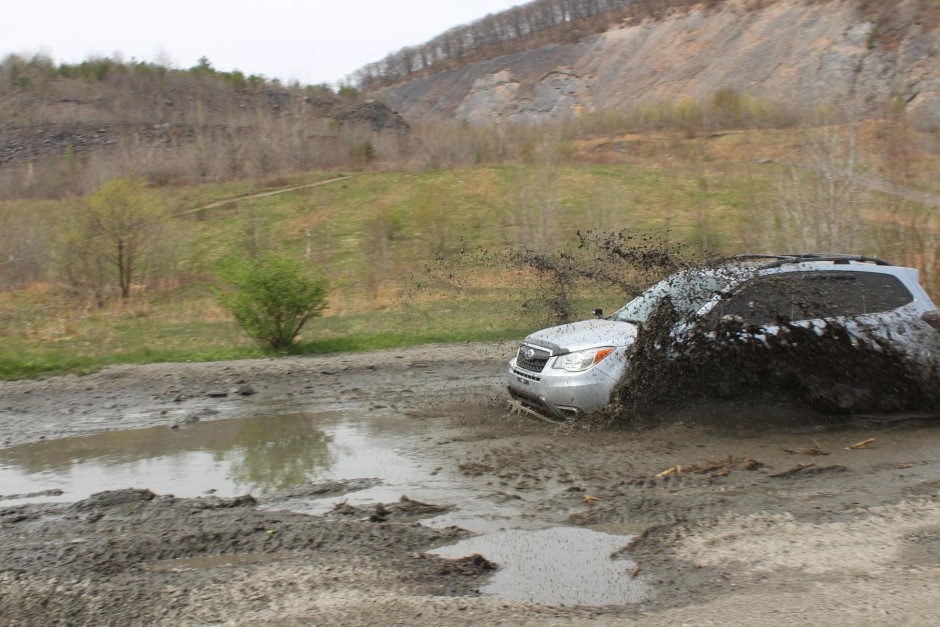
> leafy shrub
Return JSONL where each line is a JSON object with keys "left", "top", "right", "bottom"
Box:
{"left": 216, "top": 255, "right": 328, "bottom": 352}
{"left": 349, "top": 141, "right": 377, "bottom": 163}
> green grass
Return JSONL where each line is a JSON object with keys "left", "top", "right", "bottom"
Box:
{"left": 0, "top": 298, "right": 532, "bottom": 379}
{"left": 293, "top": 326, "right": 525, "bottom": 355}
{"left": 3, "top": 128, "right": 938, "bottom": 380}
{"left": 0, "top": 265, "right": 625, "bottom": 379}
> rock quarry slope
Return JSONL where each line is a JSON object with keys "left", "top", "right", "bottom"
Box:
{"left": 376, "top": 0, "right": 940, "bottom": 127}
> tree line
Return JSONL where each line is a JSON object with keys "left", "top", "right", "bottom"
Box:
{"left": 1, "top": 53, "right": 344, "bottom": 98}
{"left": 0, "top": 53, "right": 381, "bottom": 199}
{"left": 350, "top": 0, "right": 725, "bottom": 90}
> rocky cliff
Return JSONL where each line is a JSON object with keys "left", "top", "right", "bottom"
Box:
{"left": 0, "top": 96, "right": 407, "bottom": 169}
{"left": 376, "top": 0, "right": 940, "bottom": 128}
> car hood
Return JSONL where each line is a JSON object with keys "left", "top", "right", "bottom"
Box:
{"left": 523, "top": 318, "right": 640, "bottom": 354}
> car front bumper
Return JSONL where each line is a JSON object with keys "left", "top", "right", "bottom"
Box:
{"left": 507, "top": 357, "right": 619, "bottom": 420}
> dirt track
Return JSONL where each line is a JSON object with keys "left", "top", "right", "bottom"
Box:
{"left": 1, "top": 342, "right": 939, "bottom": 625}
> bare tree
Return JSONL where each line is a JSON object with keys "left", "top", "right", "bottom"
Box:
{"left": 507, "top": 131, "right": 568, "bottom": 251}
{"left": 769, "top": 116, "right": 866, "bottom": 253}
{"left": 0, "top": 203, "right": 53, "bottom": 290}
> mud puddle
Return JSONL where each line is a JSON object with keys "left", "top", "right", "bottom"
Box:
{"left": 0, "top": 413, "right": 344, "bottom": 503}
{"left": 0, "top": 411, "right": 543, "bottom": 529}
{"left": 431, "top": 527, "right": 647, "bottom": 605}
{"left": 0, "top": 412, "right": 492, "bottom": 505}
{"left": 0, "top": 410, "right": 640, "bottom": 607}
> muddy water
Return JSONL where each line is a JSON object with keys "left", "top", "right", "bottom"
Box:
{"left": 1, "top": 413, "right": 342, "bottom": 502}
{"left": 0, "top": 410, "right": 640, "bottom": 606}
{"left": 0, "top": 412, "right": 481, "bottom": 502}
{"left": 432, "top": 527, "right": 647, "bottom": 605}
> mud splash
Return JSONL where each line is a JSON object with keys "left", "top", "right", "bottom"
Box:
{"left": 609, "top": 297, "right": 940, "bottom": 424}
{"left": 504, "top": 230, "right": 697, "bottom": 325}
{"left": 417, "top": 229, "right": 701, "bottom": 326}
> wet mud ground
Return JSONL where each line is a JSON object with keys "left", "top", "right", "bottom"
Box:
{"left": 1, "top": 342, "right": 939, "bottom": 625}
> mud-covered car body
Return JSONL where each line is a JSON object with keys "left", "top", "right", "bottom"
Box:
{"left": 507, "top": 255, "right": 940, "bottom": 420}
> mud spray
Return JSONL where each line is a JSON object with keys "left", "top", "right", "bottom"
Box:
{"left": 607, "top": 291, "right": 940, "bottom": 426}
{"left": 422, "top": 231, "right": 940, "bottom": 425}
{"left": 417, "top": 229, "right": 699, "bottom": 327}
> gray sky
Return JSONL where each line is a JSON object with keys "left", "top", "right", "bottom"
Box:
{"left": 5, "top": 0, "right": 524, "bottom": 85}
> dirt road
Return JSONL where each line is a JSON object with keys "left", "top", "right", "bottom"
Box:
{"left": 1, "top": 342, "right": 939, "bottom": 625}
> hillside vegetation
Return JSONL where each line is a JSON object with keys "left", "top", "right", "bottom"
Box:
{"left": 3, "top": 115, "right": 939, "bottom": 377}
{"left": 0, "top": 55, "right": 406, "bottom": 198}
{"left": 354, "top": 0, "right": 940, "bottom": 91}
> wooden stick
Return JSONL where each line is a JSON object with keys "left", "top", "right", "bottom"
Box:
{"left": 769, "top": 462, "right": 815, "bottom": 478}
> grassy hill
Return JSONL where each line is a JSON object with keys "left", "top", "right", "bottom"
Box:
{"left": 3, "top": 3, "right": 940, "bottom": 381}
{"left": 2, "top": 120, "right": 938, "bottom": 379}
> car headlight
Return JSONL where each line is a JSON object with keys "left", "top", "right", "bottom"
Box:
{"left": 552, "top": 347, "right": 615, "bottom": 372}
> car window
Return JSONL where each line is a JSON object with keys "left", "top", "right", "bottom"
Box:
{"left": 612, "top": 271, "right": 730, "bottom": 323}
{"left": 709, "top": 271, "right": 914, "bottom": 325}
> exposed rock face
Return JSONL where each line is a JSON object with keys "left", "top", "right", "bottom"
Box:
{"left": 0, "top": 96, "right": 407, "bottom": 169}
{"left": 455, "top": 67, "right": 596, "bottom": 121}
{"left": 377, "top": 0, "right": 940, "bottom": 128}
{"left": 331, "top": 99, "right": 410, "bottom": 132}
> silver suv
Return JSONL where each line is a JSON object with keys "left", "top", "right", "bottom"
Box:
{"left": 508, "top": 254, "right": 940, "bottom": 421}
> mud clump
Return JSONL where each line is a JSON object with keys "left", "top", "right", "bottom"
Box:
{"left": 0, "top": 489, "right": 477, "bottom": 624}
{"left": 72, "top": 487, "right": 155, "bottom": 510}
{"left": 263, "top": 478, "right": 382, "bottom": 502}
{"left": 609, "top": 299, "right": 940, "bottom": 424}
{"left": 438, "top": 553, "right": 498, "bottom": 576}
{"left": 335, "top": 496, "right": 453, "bottom": 522}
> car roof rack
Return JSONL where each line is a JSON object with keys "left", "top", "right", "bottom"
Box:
{"left": 714, "top": 253, "right": 893, "bottom": 268}
{"left": 758, "top": 253, "right": 893, "bottom": 268}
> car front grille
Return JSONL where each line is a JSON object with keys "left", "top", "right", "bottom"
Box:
{"left": 516, "top": 344, "right": 551, "bottom": 373}
{"left": 512, "top": 366, "right": 540, "bottom": 382}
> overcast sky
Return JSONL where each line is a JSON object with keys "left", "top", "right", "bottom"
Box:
{"left": 5, "top": 0, "right": 524, "bottom": 86}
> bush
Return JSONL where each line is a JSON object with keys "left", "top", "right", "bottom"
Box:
{"left": 349, "top": 141, "right": 377, "bottom": 164}
{"left": 216, "top": 255, "right": 328, "bottom": 352}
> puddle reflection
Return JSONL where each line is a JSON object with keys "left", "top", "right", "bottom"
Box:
{"left": 0, "top": 414, "right": 338, "bottom": 500}
{"left": 225, "top": 415, "right": 333, "bottom": 492}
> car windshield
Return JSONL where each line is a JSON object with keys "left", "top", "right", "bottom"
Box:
{"left": 611, "top": 269, "right": 733, "bottom": 324}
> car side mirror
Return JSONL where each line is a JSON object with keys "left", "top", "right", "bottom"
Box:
{"left": 922, "top": 310, "right": 940, "bottom": 331}
{"left": 593, "top": 308, "right": 604, "bottom": 318}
